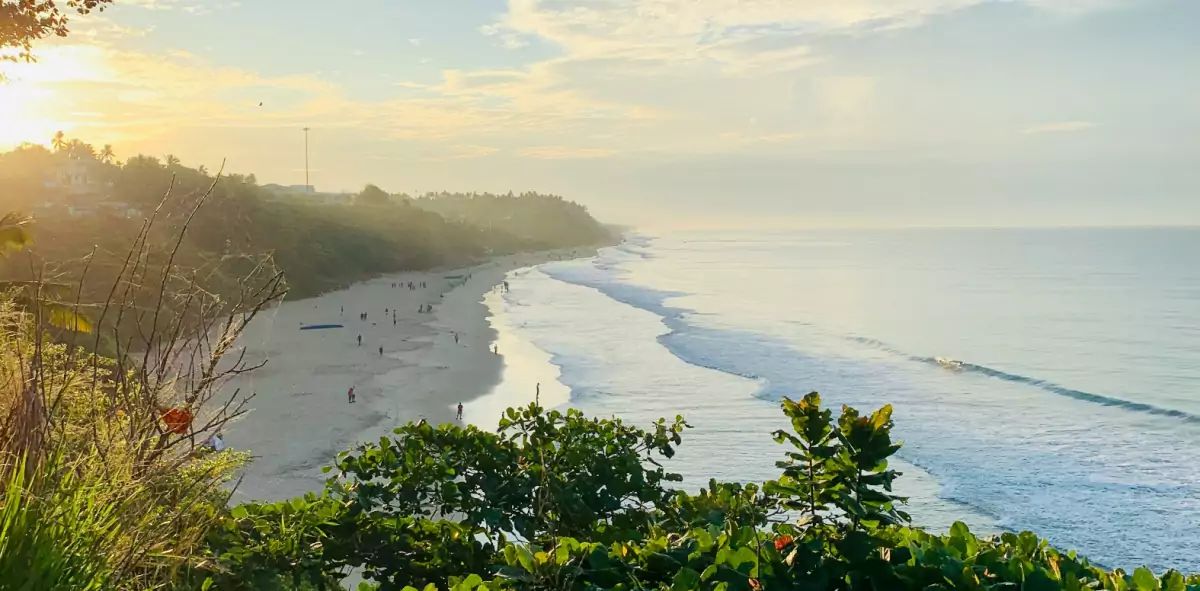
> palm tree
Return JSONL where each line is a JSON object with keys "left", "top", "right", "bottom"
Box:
{"left": 99, "top": 144, "right": 115, "bottom": 164}
{"left": 67, "top": 140, "right": 94, "bottom": 160}
{"left": 164, "top": 154, "right": 181, "bottom": 168}
{"left": 51, "top": 131, "right": 66, "bottom": 153}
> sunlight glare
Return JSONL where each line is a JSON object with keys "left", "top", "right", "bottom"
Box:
{"left": 0, "top": 45, "right": 112, "bottom": 149}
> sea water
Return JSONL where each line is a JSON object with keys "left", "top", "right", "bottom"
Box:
{"left": 476, "top": 228, "right": 1200, "bottom": 571}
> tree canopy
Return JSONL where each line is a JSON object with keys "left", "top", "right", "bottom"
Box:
{"left": 357, "top": 183, "right": 391, "bottom": 206}
{"left": 0, "top": 0, "right": 115, "bottom": 63}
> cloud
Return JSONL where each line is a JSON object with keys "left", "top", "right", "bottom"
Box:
{"left": 518, "top": 146, "right": 617, "bottom": 159}
{"left": 1021, "top": 121, "right": 1097, "bottom": 135}
{"left": 488, "top": 0, "right": 1130, "bottom": 70}
{"left": 120, "top": 0, "right": 242, "bottom": 11}
{"left": 479, "top": 23, "right": 530, "bottom": 49}
{"left": 436, "top": 145, "right": 500, "bottom": 160}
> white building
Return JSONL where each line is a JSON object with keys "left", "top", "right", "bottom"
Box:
{"left": 43, "top": 158, "right": 110, "bottom": 198}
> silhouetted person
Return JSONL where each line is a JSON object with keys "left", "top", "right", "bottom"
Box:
{"left": 357, "top": 334, "right": 362, "bottom": 346}
{"left": 378, "top": 346, "right": 383, "bottom": 356}
{"left": 347, "top": 386, "right": 356, "bottom": 404}
{"left": 456, "top": 402, "right": 463, "bottom": 420}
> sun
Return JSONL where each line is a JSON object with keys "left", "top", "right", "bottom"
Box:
{"left": 0, "top": 81, "right": 65, "bottom": 149}
{"left": 0, "top": 45, "right": 110, "bottom": 149}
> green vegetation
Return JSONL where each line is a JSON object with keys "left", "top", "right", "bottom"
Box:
{"left": 193, "top": 396, "right": 1200, "bottom": 590}
{"left": 412, "top": 191, "right": 612, "bottom": 248}
{"left": 0, "top": 139, "right": 613, "bottom": 300}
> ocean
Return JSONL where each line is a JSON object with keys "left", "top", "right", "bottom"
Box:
{"left": 472, "top": 227, "right": 1200, "bottom": 572}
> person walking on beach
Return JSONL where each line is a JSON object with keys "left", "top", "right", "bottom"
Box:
{"left": 357, "top": 334, "right": 362, "bottom": 346}
{"left": 347, "top": 386, "right": 356, "bottom": 404}
{"left": 453, "top": 332, "right": 459, "bottom": 344}
{"left": 378, "top": 346, "right": 383, "bottom": 356}
{"left": 456, "top": 402, "right": 463, "bottom": 420}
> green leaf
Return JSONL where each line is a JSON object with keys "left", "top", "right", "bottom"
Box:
{"left": 0, "top": 213, "right": 32, "bottom": 255}
{"left": 1132, "top": 567, "right": 1159, "bottom": 591}
{"left": 672, "top": 567, "right": 701, "bottom": 590}
{"left": 1161, "top": 571, "right": 1185, "bottom": 591}
{"left": 42, "top": 302, "right": 93, "bottom": 333}
{"left": 514, "top": 544, "right": 535, "bottom": 572}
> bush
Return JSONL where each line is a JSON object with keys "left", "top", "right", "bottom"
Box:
{"left": 205, "top": 395, "right": 1200, "bottom": 591}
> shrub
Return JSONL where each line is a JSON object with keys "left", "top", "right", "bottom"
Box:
{"left": 207, "top": 395, "right": 1200, "bottom": 591}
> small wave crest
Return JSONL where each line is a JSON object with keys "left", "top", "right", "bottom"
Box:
{"left": 848, "top": 336, "right": 1200, "bottom": 424}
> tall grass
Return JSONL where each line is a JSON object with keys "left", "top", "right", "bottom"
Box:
{"left": 0, "top": 452, "right": 121, "bottom": 590}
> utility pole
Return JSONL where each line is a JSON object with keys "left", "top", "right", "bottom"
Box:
{"left": 302, "top": 127, "right": 310, "bottom": 191}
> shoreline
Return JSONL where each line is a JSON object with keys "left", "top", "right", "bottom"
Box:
{"left": 222, "top": 246, "right": 599, "bottom": 502}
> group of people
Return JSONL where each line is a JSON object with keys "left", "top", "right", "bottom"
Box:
{"left": 389, "top": 280, "right": 425, "bottom": 290}
{"left": 337, "top": 274, "right": 506, "bottom": 422}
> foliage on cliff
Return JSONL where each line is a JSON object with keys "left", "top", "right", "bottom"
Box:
{"left": 413, "top": 191, "right": 611, "bottom": 249}
{"left": 0, "top": 140, "right": 612, "bottom": 301}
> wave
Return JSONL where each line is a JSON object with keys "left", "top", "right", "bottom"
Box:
{"left": 550, "top": 245, "right": 1200, "bottom": 429}
{"left": 614, "top": 234, "right": 656, "bottom": 259}
{"left": 847, "top": 336, "right": 1200, "bottom": 424}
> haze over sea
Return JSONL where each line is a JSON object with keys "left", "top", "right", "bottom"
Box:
{"left": 477, "top": 227, "right": 1200, "bottom": 573}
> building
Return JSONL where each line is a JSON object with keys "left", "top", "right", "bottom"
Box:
{"left": 261, "top": 183, "right": 353, "bottom": 206}
{"left": 43, "top": 157, "right": 110, "bottom": 198}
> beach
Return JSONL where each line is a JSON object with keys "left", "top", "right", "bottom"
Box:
{"left": 222, "top": 248, "right": 590, "bottom": 502}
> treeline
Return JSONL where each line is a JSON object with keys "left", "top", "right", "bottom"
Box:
{"left": 411, "top": 191, "right": 611, "bottom": 248}
{"left": 0, "top": 140, "right": 614, "bottom": 300}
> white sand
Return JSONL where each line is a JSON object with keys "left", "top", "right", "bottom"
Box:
{"left": 222, "top": 249, "right": 589, "bottom": 502}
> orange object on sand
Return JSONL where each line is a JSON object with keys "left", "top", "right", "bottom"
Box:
{"left": 161, "top": 407, "right": 193, "bottom": 435}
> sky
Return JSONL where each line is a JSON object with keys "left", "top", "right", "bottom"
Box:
{"left": 0, "top": 0, "right": 1197, "bottom": 227}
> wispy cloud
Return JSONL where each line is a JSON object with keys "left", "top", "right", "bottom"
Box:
{"left": 1021, "top": 121, "right": 1097, "bottom": 135}
{"left": 519, "top": 146, "right": 616, "bottom": 159}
